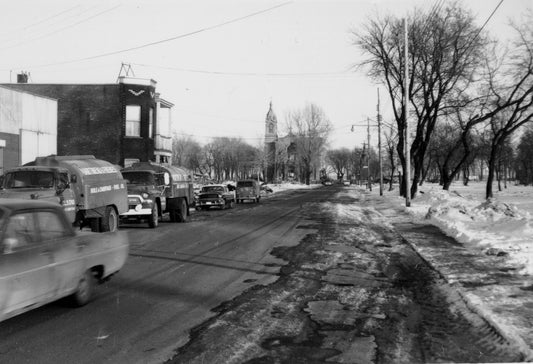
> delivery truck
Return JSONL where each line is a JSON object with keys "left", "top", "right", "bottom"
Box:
{"left": 0, "top": 155, "right": 127, "bottom": 232}
{"left": 120, "top": 162, "right": 194, "bottom": 228}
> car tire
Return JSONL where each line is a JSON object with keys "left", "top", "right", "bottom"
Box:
{"left": 229, "top": 200, "right": 235, "bottom": 209}
{"left": 148, "top": 204, "right": 159, "bottom": 228}
{"left": 71, "top": 270, "right": 95, "bottom": 307}
{"left": 101, "top": 206, "right": 118, "bottom": 232}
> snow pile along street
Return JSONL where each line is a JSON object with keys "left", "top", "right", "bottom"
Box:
{"left": 406, "top": 183, "right": 533, "bottom": 275}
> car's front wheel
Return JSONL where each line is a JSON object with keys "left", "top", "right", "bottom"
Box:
{"left": 71, "top": 270, "right": 95, "bottom": 307}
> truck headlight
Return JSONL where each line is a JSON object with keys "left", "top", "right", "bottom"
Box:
{"left": 142, "top": 192, "right": 149, "bottom": 199}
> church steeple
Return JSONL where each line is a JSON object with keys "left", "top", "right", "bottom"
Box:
{"left": 265, "top": 101, "right": 278, "bottom": 143}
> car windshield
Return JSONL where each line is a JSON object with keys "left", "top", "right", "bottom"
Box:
{"left": 122, "top": 171, "right": 155, "bottom": 185}
{"left": 202, "top": 186, "right": 224, "bottom": 193}
{"left": 4, "top": 171, "right": 54, "bottom": 188}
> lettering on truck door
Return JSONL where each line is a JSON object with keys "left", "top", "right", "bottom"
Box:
{"left": 59, "top": 172, "right": 76, "bottom": 224}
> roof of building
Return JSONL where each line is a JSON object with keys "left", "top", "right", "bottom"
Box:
{"left": 0, "top": 85, "right": 58, "bottom": 101}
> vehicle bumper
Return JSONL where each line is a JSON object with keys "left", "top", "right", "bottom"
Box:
{"left": 197, "top": 200, "right": 224, "bottom": 208}
{"left": 120, "top": 195, "right": 153, "bottom": 217}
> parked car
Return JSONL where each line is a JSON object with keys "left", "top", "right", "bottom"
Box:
{"left": 195, "top": 184, "right": 235, "bottom": 210}
{"left": 0, "top": 198, "right": 129, "bottom": 322}
{"left": 236, "top": 179, "right": 261, "bottom": 203}
{"left": 323, "top": 180, "right": 333, "bottom": 186}
{"left": 342, "top": 180, "right": 351, "bottom": 186}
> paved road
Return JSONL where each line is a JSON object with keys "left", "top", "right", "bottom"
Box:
{"left": 0, "top": 186, "right": 523, "bottom": 363}
{"left": 0, "top": 188, "right": 319, "bottom": 364}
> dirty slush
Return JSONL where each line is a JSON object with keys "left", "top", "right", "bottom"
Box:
{"left": 167, "top": 190, "right": 522, "bottom": 363}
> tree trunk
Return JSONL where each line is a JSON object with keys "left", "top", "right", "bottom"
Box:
{"left": 486, "top": 149, "right": 498, "bottom": 199}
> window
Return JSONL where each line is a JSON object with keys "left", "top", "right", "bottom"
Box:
{"left": 37, "top": 211, "right": 69, "bottom": 241}
{"left": 3, "top": 212, "right": 37, "bottom": 253}
{"left": 148, "top": 107, "right": 154, "bottom": 139}
{"left": 126, "top": 105, "right": 141, "bottom": 137}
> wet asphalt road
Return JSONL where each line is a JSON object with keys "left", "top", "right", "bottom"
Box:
{"left": 0, "top": 187, "right": 320, "bottom": 363}
{"left": 0, "top": 185, "right": 523, "bottom": 363}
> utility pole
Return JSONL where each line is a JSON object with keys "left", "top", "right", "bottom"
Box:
{"left": 367, "top": 118, "right": 371, "bottom": 191}
{"left": 404, "top": 18, "right": 411, "bottom": 207}
{"left": 377, "top": 88, "right": 383, "bottom": 196}
{"left": 360, "top": 142, "right": 366, "bottom": 186}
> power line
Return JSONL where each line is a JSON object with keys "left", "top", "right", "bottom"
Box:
{"left": 466, "top": 0, "right": 504, "bottom": 50}
{"left": 0, "top": 4, "right": 82, "bottom": 39}
{"left": 3, "top": 2, "right": 292, "bottom": 71}
{"left": 132, "top": 62, "right": 354, "bottom": 78}
{"left": 0, "top": 4, "right": 122, "bottom": 51}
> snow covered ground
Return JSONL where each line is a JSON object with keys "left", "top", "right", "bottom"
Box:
{"left": 395, "top": 182, "right": 533, "bottom": 276}
{"left": 266, "top": 182, "right": 322, "bottom": 194}
{"left": 382, "top": 181, "right": 533, "bottom": 359}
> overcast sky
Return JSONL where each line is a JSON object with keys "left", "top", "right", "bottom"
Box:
{"left": 0, "top": 0, "right": 530, "bottom": 150}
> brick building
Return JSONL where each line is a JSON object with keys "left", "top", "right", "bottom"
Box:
{"left": 1, "top": 77, "right": 173, "bottom": 167}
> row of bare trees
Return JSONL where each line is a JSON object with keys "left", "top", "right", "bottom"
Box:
{"left": 172, "top": 103, "right": 331, "bottom": 184}
{"left": 354, "top": 2, "right": 533, "bottom": 200}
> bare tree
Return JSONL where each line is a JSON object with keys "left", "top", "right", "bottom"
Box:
{"left": 326, "top": 148, "right": 351, "bottom": 180}
{"left": 515, "top": 126, "right": 533, "bottom": 185}
{"left": 481, "top": 18, "right": 533, "bottom": 198}
{"left": 287, "top": 103, "right": 331, "bottom": 185}
{"left": 355, "top": 2, "right": 488, "bottom": 199}
{"left": 383, "top": 124, "right": 398, "bottom": 191}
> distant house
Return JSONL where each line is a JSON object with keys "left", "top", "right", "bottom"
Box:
{"left": 0, "top": 86, "right": 57, "bottom": 174}
{"left": 1, "top": 76, "right": 173, "bottom": 167}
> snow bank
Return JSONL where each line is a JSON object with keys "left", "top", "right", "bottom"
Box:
{"left": 404, "top": 183, "right": 533, "bottom": 275}
{"left": 267, "top": 182, "right": 321, "bottom": 194}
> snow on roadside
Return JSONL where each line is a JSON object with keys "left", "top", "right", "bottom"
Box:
{"left": 402, "top": 183, "right": 533, "bottom": 275}
{"left": 266, "top": 182, "right": 321, "bottom": 194}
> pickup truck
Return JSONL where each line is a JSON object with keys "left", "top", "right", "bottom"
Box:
{"left": 195, "top": 184, "right": 235, "bottom": 210}
{"left": 0, "top": 198, "right": 129, "bottom": 322}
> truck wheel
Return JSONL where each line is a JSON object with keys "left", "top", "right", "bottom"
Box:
{"left": 177, "top": 199, "right": 188, "bottom": 222}
{"left": 148, "top": 204, "right": 159, "bottom": 228}
{"left": 71, "top": 270, "right": 95, "bottom": 307}
{"left": 101, "top": 206, "right": 118, "bottom": 232}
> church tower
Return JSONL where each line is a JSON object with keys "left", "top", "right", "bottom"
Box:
{"left": 264, "top": 101, "right": 278, "bottom": 183}
{"left": 265, "top": 101, "right": 278, "bottom": 143}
